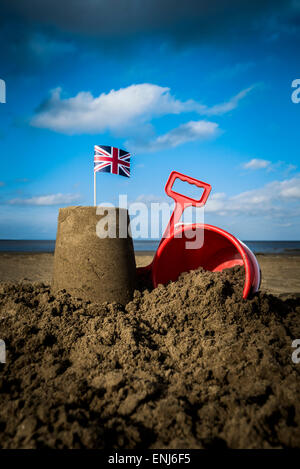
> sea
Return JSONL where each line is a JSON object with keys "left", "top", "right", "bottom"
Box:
{"left": 0, "top": 239, "right": 299, "bottom": 254}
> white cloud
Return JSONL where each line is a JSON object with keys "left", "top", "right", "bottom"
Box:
{"left": 279, "top": 182, "right": 300, "bottom": 199}
{"left": 242, "top": 159, "right": 297, "bottom": 175}
{"left": 242, "top": 158, "right": 271, "bottom": 170}
{"left": 205, "top": 175, "right": 300, "bottom": 218}
{"left": 132, "top": 176, "right": 300, "bottom": 223}
{"left": 31, "top": 83, "right": 254, "bottom": 135}
{"left": 131, "top": 120, "right": 219, "bottom": 151}
{"left": 204, "top": 85, "right": 255, "bottom": 116}
{"left": 31, "top": 84, "right": 186, "bottom": 134}
{"left": 8, "top": 193, "right": 81, "bottom": 206}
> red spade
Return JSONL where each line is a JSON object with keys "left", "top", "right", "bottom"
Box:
{"left": 137, "top": 171, "right": 261, "bottom": 299}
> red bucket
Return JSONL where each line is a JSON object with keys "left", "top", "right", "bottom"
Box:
{"left": 137, "top": 171, "right": 261, "bottom": 299}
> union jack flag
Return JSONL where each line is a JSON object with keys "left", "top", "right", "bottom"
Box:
{"left": 94, "top": 145, "right": 131, "bottom": 178}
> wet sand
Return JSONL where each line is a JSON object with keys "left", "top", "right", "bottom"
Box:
{"left": 0, "top": 252, "right": 299, "bottom": 298}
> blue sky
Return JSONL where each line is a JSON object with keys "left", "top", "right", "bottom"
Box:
{"left": 0, "top": 0, "right": 300, "bottom": 240}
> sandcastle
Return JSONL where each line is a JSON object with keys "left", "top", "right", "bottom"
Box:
{"left": 52, "top": 206, "right": 136, "bottom": 305}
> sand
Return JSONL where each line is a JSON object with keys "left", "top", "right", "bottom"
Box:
{"left": 0, "top": 252, "right": 299, "bottom": 298}
{"left": 52, "top": 207, "right": 136, "bottom": 305}
{"left": 0, "top": 252, "right": 300, "bottom": 448}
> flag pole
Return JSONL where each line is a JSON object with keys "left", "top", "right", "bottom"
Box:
{"left": 94, "top": 171, "right": 96, "bottom": 206}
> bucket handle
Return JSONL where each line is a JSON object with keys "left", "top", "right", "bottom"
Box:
{"left": 162, "top": 171, "right": 212, "bottom": 240}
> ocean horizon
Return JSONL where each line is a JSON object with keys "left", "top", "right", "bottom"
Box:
{"left": 0, "top": 239, "right": 300, "bottom": 254}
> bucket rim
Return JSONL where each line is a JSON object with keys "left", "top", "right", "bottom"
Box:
{"left": 151, "top": 223, "right": 258, "bottom": 299}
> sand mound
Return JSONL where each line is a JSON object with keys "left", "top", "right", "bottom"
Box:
{"left": 0, "top": 266, "right": 300, "bottom": 449}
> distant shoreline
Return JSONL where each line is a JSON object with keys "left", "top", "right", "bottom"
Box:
{"left": 0, "top": 251, "right": 300, "bottom": 257}
{"left": 0, "top": 240, "right": 300, "bottom": 255}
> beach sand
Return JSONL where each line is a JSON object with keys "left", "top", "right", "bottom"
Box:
{"left": 0, "top": 251, "right": 299, "bottom": 298}
{"left": 0, "top": 251, "right": 300, "bottom": 448}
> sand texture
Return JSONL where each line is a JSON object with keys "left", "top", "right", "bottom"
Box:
{"left": 0, "top": 266, "right": 300, "bottom": 448}
{"left": 0, "top": 252, "right": 299, "bottom": 298}
{"left": 52, "top": 207, "right": 136, "bottom": 305}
